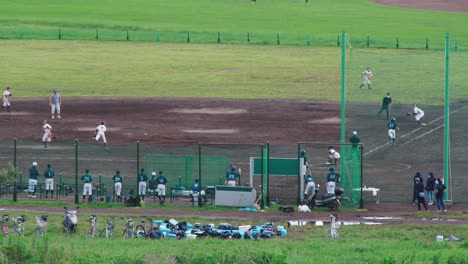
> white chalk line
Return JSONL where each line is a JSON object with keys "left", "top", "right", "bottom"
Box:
{"left": 364, "top": 104, "right": 468, "bottom": 156}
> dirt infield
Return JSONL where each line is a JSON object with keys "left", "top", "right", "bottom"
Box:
{"left": 373, "top": 0, "right": 468, "bottom": 13}
{"left": 1, "top": 98, "right": 467, "bottom": 220}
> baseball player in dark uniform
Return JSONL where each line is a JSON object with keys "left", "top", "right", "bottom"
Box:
{"left": 387, "top": 118, "right": 399, "bottom": 144}
{"left": 113, "top": 170, "right": 123, "bottom": 202}
{"left": 225, "top": 165, "right": 240, "bottom": 186}
{"left": 156, "top": 171, "right": 168, "bottom": 205}
{"left": 326, "top": 166, "right": 340, "bottom": 194}
{"left": 137, "top": 168, "right": 148, "bottom": 201}
{"left": 377, "top": 93, "right": 392, "bottom": 120}
{"left": 81, "top": 169, "right": 93, "bottom": 202}
{"left": 28, "top": 162, "right": 40, "bottom": 198}
{"left": 44, "top": 163, "right": 55, "bottom": 198}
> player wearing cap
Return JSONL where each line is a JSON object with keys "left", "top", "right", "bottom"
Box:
{"left": 50, "top": 89, "right": 62, "bottom": 119}
{"left": 29, "top": 162, "right": 40, "bottom": 198}
{"left": 113, "top": 170, "right": 123, "bottom": 202}
{"left": 156, "top": 170, "right": 168, "bottom": 205}
{"left": 94, "top": 121, "right": 108, "bottom": 150}
{"left": 326, "top": 166, "right": 340, "bottom": 194}
{"left": 349, "top": 131, "right": 360, "bottom": 147}
{"left": 138, "top": 168, "right": 148, "bottom": 201}
{"left": 81, "top": 169, "right": 93, "bottom": 202}
{"left": 43, "top": 163, "right": 55, "bottom": 198}
{"left": 1, "top": 87, "right": 12, "bottom": 112}
{"left": 42, "top": 120, "right": 52, "bottom": 148}
{"left": 326, "top": 145, "right": 341, "bottom": 165}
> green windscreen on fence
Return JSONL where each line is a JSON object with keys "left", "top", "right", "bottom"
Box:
{"left": 145, "top": 154, "right": 228, "bottom": 188}
{"left": 253, "top": 158, "right": 298, "bottom": 176}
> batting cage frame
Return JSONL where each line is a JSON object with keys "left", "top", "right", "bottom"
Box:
{"left": 198, "top": 142, "right": 265, "bottom": 208}
{"left": 298, "top": 142, "right": 364, "bottom": 208}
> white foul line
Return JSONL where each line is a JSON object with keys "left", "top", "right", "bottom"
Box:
{"left": 364, "top": 104, "right": 468, "bottom": 156}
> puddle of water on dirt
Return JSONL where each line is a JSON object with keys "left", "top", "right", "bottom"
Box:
{"left": 288, "top": 220, "right": 383, "bottom": 226}
{"left": 169, "top": 108, "right": 247, "bottom": 114}
{"left": 182, "top": 129, "right": 239, "bottom": 134}
{"left": 362, "top": 216, "right": 403, "bottom": 220}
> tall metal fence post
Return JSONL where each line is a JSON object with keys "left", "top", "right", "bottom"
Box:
{"left": 58, "top": 28, "right": 62, "bottom": 40}
{"left": 367, "top": 35, "right": 370, "bottom": 48}
{"left": 247, "top": 32, "right": 250, "bottom": 43}
{"left": 75, "top": 139, "right": 79, "bottom": 204}
{"left": 198, "top": 143, "right": 202, "bottom": 207}
{"left": 96, "top": 29, "right": 99, "bottom": 41}
{"left": 265, "top": 143, "right": 269, "bottom": 207}
{"left": 276, "top": 33, "right": 280, "bottom": 45}
{"left": 396, "top": 36, "right": 399, "bottom": 49}
{"left": 126, "top": 30, "right": 130, "bottom": 41}
{"left": 98, "top": 174, "right": 102, "bottom": 197}
{"left": 59, "top": 173, "right": 63, "bottom": 199}
{"left": 337, "top": 35, "right": 340, "bottom": 46}
{"left": 359, "top": 145, "right": 364, "bottom": 209}
{"left": 217, "top": 32, "right": 220, "bottom": 44}
{"left": 13, "top": 138, "right": 17, "bottom": 202}
{"left": 307, "top": 34, "right": 311, "bottom": 46}
{"left": 454, "top": 40, "right": 458, "bottom": 51}
{"left": 187, "top": 32, "right": 190, "bottom": 43}
{"left": 425, "top": 37, "right": 429, "bottom": 50}
{"left": 137, "top": 141, "right": 140, "bottom": 194}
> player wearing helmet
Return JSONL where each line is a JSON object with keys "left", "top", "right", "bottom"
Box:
{"left": 225, "top": 165, "right": 240, "bottom": 186}
{"left": 28, "top": 162, "right": 40, "bottom": 198}
{"left": 387, "top": 118, "right": 399, "bottom": 144}
{"left": 326, "top": 166, "right": 340, "bottom": 194}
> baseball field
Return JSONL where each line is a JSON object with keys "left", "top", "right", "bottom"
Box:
{"left": 0, "top": 0, "right": 468, "bottom": 263}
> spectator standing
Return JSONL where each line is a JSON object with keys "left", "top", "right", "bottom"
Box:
{"left": 414, "top": 177, "right": 428, "bottom": 211}
{"left": 434, "top": 178, "right": 447, "bottom": 212}
{"left": 425, "top": 172, "right": 436, "bottom": 206}
{"left": 412, "top": 171, "right": 424, "bottom": 205}
{"left": 28, "top": 162, "right": 40, "bottom": 198}
{"left": 43, "top": 163, "right": 55, "bottom": 198}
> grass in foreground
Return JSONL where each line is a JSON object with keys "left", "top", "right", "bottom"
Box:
{"left": 0, "top": 208, "right": 467, "bottom": 263}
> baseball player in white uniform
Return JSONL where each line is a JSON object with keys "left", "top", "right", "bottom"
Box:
{"left": 409, "top": 104, "right": 426, "bottom": 126}
{"left": 95, "top": 121, "right": 108, "bottom": 150}
{"left": 326, "top": 145, "right": 341, "bottom": 165}
{"left": 42, "top": 120, "right": 52, "bottom": 148}
{"left": 359, "top": 67, "right": 373, "bottom": 90}
{"left": 1, "top": 87, "right": 12, "bottom": 112}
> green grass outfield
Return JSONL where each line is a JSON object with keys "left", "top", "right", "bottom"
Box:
{"left": 2, "top": 40, "right": 467, "bottom": 105}
{"left": 0, "top": 208, "right": 467, "bottom": 263}
{"left": 0, "top": 0, "right": 468, "bottom": 48}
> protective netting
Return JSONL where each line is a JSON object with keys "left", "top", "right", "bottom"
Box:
{"left": 298, "top": 143, "right": 362, "bottom": 207}
{"left": 345, "top": 36, "right": 448, "bottom": 203}
{"left": 449, "top": 46, "right": 468, "bottom": 202}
